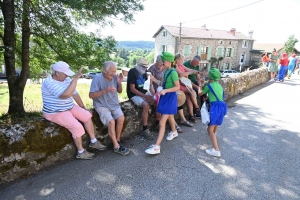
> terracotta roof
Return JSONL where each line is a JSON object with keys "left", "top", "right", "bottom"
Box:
{"left": 153, "top": 25, "right": 253, "bottom": 40}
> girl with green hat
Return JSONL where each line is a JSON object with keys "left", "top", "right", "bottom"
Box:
{"left": 199, "top": 68, "right": 227, "bottom": 157}
{"left": 145, "top": 52, "right": 180, "bottom": 155}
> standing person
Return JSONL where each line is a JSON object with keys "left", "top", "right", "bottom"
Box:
{"left": 175, "top": 53, "right": 202, "bottom": 123}
{"left": 287, "top": 54, "right": 297, "bottom": 79}
{"left": 89, "top": 61, "right": 130, "bottom": 155}
{"left": 149, "top": 55, "right": 184, "bottom": 133}
{"left": 268, "top": 49, "right": 279, "bottom": 82}
{"left": 145, "top": 52, "right": 180, "bottom": 155}
{"left": 127, "top": 58, "right": 155, "bottom": 139}
{"left": 42, "top": 61, "right": 106, "bottom": 160}
{"left": 199, "top": 68, "right": 227, "bottom": 157}
{"left": 278, "top": 53, "right": 289, "bottom": 82}
{"left": 262, "top": 52, "right": 270, "bottom": 67}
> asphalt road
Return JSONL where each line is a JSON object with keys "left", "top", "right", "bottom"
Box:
{"left": 1, "top": 75, "right": 300, "bottom": 200}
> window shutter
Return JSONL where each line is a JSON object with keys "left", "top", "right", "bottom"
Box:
{"left": 207, "top": 47, "right": 212, "bottom": 60}
{"left": 229, "top": 63, "right": 232, "bottom": 69}
{"left": 223, "top": 63, "right": 226, "bottom": 70}
{"left": 197, "top": 46, "right": 202, "bottom": 55}
{"left": 224, "top": 48, "right": 228, "bottom": 57}
{"left": 184, "top": 45, "right": 191, "bottom": 56}
{"left": 217, "top": 48, "right": 222, "bottom": 57}
{"left": 208, "top": 63, "right": 211, "bottom": 71}
{"left": 159, "top": 45, "right": 162, "bottom": 53}
{"left": 230, "top": 48, "right": 234, "bottom": 57}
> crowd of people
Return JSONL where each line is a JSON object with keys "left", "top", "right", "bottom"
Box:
{"left": 41, "top": 52, "right": 228, "bottom": 159}
{"left": 263, "top": 49, "right": 299, "bottom": 82}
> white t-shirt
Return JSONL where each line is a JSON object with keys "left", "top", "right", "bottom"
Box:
{"left": 42, "top": 75, "right": 77, "bottom": 114}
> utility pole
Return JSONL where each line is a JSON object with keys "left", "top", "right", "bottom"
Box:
{"left": 177, "top": 22, "right": 182, "bottom": 54}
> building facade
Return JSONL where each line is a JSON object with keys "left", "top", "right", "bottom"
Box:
{"left": 153, "top": 25, "right": 254, "bottom": 71}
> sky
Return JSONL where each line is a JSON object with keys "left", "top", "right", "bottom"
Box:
{"left": 84, "top": 0, "right": 300, "bottom": 46}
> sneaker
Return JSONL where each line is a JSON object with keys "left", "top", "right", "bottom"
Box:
{"left": 141, "top": 129, "right": 154, "bottom": 140}
{"left": 205, "top": 148, "right": 221, "bottom": 157}
{"left": 76, "top": 150, "right": 95, "bottom": 160}
{"left": 145, "top": 144, "right": 160, "bottom": 154}
{"left": 166, "top": 131, "right": 178, "bottom": 141}
{"left": 268, "top": 79, "right": 274, "bottom": 83}
{"left": 89, "top": 141, "right": 107, "bottom": 150}
{"left": 114, "top": 145, "right": 130, "bottom": 155}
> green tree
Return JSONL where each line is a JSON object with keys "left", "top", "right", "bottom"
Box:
{"left": 1, "top": 0, "right": 145, "bottom": 114}
{"left": 283, "top": 35, "right": 299, "bottom": 54}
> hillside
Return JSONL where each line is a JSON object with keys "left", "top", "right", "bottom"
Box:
{"left": 117, "top": 41, "right": 154, "bottom": 50}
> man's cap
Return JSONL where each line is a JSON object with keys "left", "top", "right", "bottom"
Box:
{"left": 52, "top": 61, "right": 75, "bottom": 76}
{"left": 161, "top": 52, "right": 175, "bottom": 62}
{"left": 176, "top": 90, "right": 186, "bottom": 107}
{"left": 137, "top": 58, "right": 149, "bottom": 67}
{"left": 292, "top": 54, "right": 296, "bottom": 57}
{"left": 209, "top": 68, "right": 221, "bottom": 81}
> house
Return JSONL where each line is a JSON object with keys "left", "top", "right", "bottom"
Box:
{"left": 250, "top": 43, "right": 300, "bottom": 68}
{"left": 152, "top": 25, "right": 254, "bottom": 71}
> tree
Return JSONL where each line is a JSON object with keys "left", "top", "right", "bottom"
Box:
{"left": 283, "top": 35, "right": 299, "bottom": 54}
{"left": 210, "top": 57, "right": 223, "bottom": 70}
{"left": 0, "top": 0, "right": 145, "bottom": 114}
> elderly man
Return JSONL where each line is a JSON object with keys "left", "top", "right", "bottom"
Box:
{"left": 127, "top": 57, "right": 155, "bottom": 139}
{"left": 89, "top": 61, "right": 129, "bottom": 155}
{"left": 42, "top": 61, "right": 106, "bottom": 160}
{"left": 183, "top": 55, "right": 206, "bottom": 118}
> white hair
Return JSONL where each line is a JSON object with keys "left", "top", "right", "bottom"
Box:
{"left": 103, "top": 61, "right": 116, "bottom": 70}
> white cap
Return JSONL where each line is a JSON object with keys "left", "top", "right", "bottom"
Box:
{"left": 52, "top": 61, "right": 75, "bottom": 76}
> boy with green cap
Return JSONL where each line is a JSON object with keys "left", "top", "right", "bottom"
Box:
{"left": 199, "top": 68, "right": 227, "bottom": 157}
{"left": 145, "top": 52, "right": 180, "bottom": 155}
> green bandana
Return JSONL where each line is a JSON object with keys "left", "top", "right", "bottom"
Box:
{"left": 161, "top": 52, "right": 175, "bottom": 62}
{"left": 209, "top": 68, "right": 221, "bottom": 81}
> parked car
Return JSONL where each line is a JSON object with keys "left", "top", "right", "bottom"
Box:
{"left": 84, "top": 71, "right": 101, "bottom": 79}
{"left": 220, "top": 70, "right": 240, "bottom": 78}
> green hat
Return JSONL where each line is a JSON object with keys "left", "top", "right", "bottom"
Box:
{"left": 161, "top": 52, "right": 175, "bottom": 62}
{"left": 209, "top": 68, "right": 221, "bottom": 81}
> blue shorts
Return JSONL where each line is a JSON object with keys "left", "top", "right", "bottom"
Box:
{"left": 209, "top": 101, "right": 227, "bottom": 126}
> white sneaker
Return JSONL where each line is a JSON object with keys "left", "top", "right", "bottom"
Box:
{"left": 166, "top": 131, "right": 178, "bottom": 141}
{"left": 145, "top": 144, "right": 160, "bottom": 154}
{"left": 205, "top": 148, "right": 221, "bottom": 157}
{"left": 268, "top": 79, "right": 274, "bottom": 83}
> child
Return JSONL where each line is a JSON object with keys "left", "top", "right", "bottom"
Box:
{"left": 145, "top": 52, "right": 180, "bottom": 154}
{"left": 199, "top": 68, "right": 227, "bottom": 157}
{"left": 278, "top": 53, "right": 289, "bottom": 82}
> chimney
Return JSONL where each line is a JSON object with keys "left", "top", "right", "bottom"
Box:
{"left": 248, "top": 30, "right": 254, "bottom": 39}
{"left": 201, "top": 24, "right": 206, "bottom": 29}
{"left": 229, "top": 28, "right": 236, "bottom": 36}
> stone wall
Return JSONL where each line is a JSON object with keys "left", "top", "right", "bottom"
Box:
{"left": 0, "top": 67, "right": 269, "bottom": 185}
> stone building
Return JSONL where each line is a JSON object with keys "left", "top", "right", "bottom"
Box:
{"left": 152, "top": 25, "right": 254, "bottom": 71}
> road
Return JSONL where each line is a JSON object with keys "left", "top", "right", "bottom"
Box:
{"left": 1, "top": 75, "right": 300, "bottom": 200}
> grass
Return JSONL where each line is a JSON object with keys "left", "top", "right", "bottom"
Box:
{"left": 0, "top": 81, "right": 128, "bottom": 117}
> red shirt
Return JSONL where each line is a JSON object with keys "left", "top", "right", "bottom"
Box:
{"left": 262, "top": 55, "right": 270, "bottom": 62}
{"left": 280, "top": 58, "right": 289, "bottom": 66}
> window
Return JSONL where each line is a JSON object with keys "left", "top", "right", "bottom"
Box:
{"left": 201, "top": 47, "right": 208, "bottom": 54}
{"left": 225, "top": 48, "right": 234, "bottom": 57}
{"left": 226, "top": 48, "right": 232, "bottom": 57}
{"left": 242, "top": 40, "right": 248, "bottom": 48}
{"left": 160, "top": 45, "right": 167, "bottom": 53}
{"left": 229, "top": 41, "right": 232, "bottom": 45}
{"left": 162, "top": 31, "right": 167, "bottom": 37}
{"left": 218, "top": 40, "right": 223, "bottom": 44}
{"left": 184, "top": 45, "right": 191, "bottom": 56}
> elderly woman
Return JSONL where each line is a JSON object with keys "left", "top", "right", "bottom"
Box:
{"left": 174, "top": 54, "right": 201, "bottom": 124}
{"left": 42, "top": 61, "right": 106, "bottom": 160}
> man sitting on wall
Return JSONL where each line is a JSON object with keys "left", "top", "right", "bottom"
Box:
{"left": 126, "top": 58, "right": 155, "bottom": 139}
{"left": 89, "top": 61, "right": 130, "bottom": 155}
{"left": 183, "top": 55, "right": 206, "bottom": 117}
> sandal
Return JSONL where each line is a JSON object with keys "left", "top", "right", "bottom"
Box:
{"left": 179, "top": 120, "right": 193, "bottom": 127}
{"left": 189, "top": 116, "right": 197, "bottom": 123}
{"left": 175, "top": 124, "right": 183, "bottom": 133}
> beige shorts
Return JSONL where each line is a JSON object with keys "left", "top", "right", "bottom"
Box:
{"left": 95, "top": 107, "right": 124, "bottom": 126}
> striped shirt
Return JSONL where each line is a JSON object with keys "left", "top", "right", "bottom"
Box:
{"left": 42, "top": 75, "right": 77, "bottom": 114}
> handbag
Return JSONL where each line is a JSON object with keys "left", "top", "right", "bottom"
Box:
{"left": 201, "top": 102, "right": 210, "bottom": 125}
{"left": 179, "top": 77, "right": 196, "bottom": 97}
